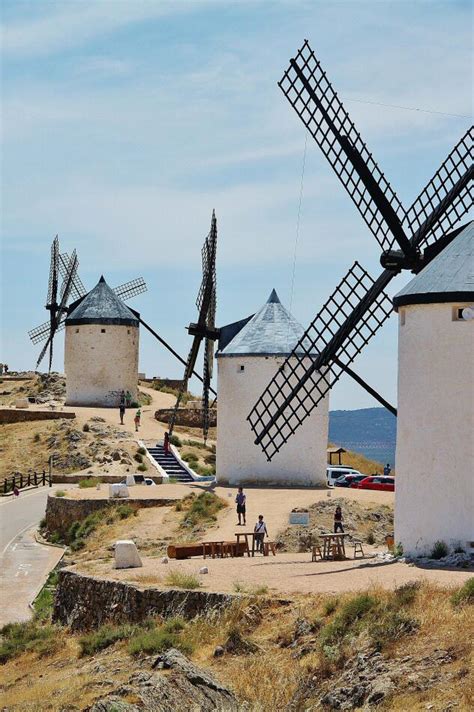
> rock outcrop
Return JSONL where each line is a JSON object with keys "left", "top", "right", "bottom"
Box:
{"left": 86, "top": 648, "right": 239, "bottom": 711}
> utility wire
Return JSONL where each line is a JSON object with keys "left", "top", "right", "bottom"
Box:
{"left": 343, "top": 96, "right": 471, "bottom": 120}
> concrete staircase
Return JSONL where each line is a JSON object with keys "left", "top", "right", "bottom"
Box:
{"left": 147, "top": 444, "right": 193, "bottom": 483}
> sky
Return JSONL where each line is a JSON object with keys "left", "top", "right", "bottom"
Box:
{"left": 1, "top": 0, "right": 472, "bottom": 410}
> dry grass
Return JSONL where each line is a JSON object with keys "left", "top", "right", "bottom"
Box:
{"left": 329, "top": 443, "right": 389, "bottom": 475}
{"left": 0, "top": 583, "right": 472, "bottom": 711}
{"left": 0, "top": 420, "right": 64, "bottom": 478}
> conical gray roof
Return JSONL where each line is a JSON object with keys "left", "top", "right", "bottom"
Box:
{"left": 393, "top": 222, "right": 474, "bottom": 308}
{"left": 66, "top": 276, "right": 139, "bottom": 326}
{"left": 219, "top": 290, "right": 317, "bottom": 357}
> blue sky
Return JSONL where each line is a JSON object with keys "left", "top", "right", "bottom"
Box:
{"left": 1, "top": 0, "right": 472, "bottom": 409}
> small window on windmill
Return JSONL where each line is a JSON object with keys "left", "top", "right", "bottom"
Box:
{"left": 101, "top": 328, "right": 106, "bottom": 333}
{"left": 127, "top": 329, "right": 130, "bottom": 334}
{"left": 238, "top": 365, "right": 245, "bottom": 373}
{"left": 453, "top": 306, "right": 474, "bottom": 322}
{"left": 75, "top": 328, "right": 79, "bottom": 333}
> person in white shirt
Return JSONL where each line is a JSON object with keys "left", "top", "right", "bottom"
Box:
{"left": 253, "top": 515, "right": 268, "bottom": 553}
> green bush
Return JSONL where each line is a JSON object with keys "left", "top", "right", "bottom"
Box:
{"left": 128, "top": 619, "right": 193, "bottom": 657}
{"left": 55, "top": 490, "right": 66, "bottom": 498}
{"left": 33, "top": 433, "right": 41, "bottom": 443}
{"left": 0, "top": 621, "right": 59, "bottom": 662}
{"left": 323, "top": 597, "right": 339, "bottom": 616}
{"left": 182, "top": 452, "right": 198, "bottom": 464}
{"left": 134, "top": 453, "right": 143, "bottom": 463}
{"left": 451, "top": 578, "right": 474, "bottom": 608}
{"left": 137, "top": 463, "right": 148, "bottom": 472}
{"left": 116, "top": 504, "right": 135, "bottom": 520}
{"left": 82, "top": 423, "right": 90, "bottom": 432}
{"left": 164, "top": 570, "right": 202, "bottom": 590}
{"left": 431, "top": 540, "right": 449, "bottom": 560}
{"left": 394, "top": 542, "right": 404, "bottom": 557}
{"left": 368, "top": 609, "right": 418, "bottom": 648}
{"left": 137, "top": 447, "right": 147, "bottom": 456}
{"left": 204, "top": 453, "right": 216, "bottom": 465}
{"left": 320, "top": 594, "right": 375, "bottom": 648}
{"left": 184, "top": 439, "right": 208, "bottom": 450}
{"left": 366, "top": 531, "right": 375, "bottom": 545}
{"left": 394, "top": 581, "right": 420, "bottom": 607}
{"left": 78, "top": 477, "right": 100, "bottom": 489}
{"left": 180, "top": 492, "right": 226, "bottom": 528}
{"left": 33, "top": 570, "right": 59, "bottom": 622}
{"left": 79, "top": 623, "right": 138, "bottom": 656}
{"left": 169, "top": 434, "right": 182, "bottom": 447}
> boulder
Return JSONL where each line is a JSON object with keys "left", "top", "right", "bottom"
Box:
{"left": 114, "top": 540, "right": 142, "bottom": 569}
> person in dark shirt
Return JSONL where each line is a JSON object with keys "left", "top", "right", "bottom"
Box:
{"left": 235, "top": 487, "right": 246, "bottom": 525}
{"left": 334, "top": 506, "right": 344, "bottom": 533}
{"left": 383, "top": 463, "right": 391, "bottom": 476}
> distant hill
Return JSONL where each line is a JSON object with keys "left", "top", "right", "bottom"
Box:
{"left": 329, "top": 407, "right": 397, "bottom": 467}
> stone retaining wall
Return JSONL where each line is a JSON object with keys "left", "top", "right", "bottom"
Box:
{"left": 45, "top": 494, "right": 176, "bottom": 537}
{"left": 0, "top": 409, "right": 76, "bottom": 424}
{"left": 155, "top": 408, "right": 217, "bottom": 427}
{"left": 53, "top": 568, "right": 237, "bottom": 630}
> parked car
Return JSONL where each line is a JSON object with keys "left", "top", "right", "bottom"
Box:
{"left": 326, "top": 466, "right": 361, "bottom": 488}
{"left": 334, "top": 474, "right": 367, "bottom": 488}
{"left": 353, "top": 476, "right": 395, "bottom": 492}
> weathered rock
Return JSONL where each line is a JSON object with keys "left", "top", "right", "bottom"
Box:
{"left": 114, "top": 540, "right": 142, "bottom": 569}
{"left": 88, "top": 650, "right": 238, "bottom": 711}
{"left": 199, "top": 566, "right": 209, "bottom": 574}
{"left": 112, "top": 450, "right": 122, "bottom": 461}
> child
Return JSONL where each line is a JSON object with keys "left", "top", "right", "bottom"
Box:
{"left": 134, "top": 409, "right": 141, "bottom": 432}
{"left": 254, "top": 514, "right": 268, "bottom": 553}
{"left": 235, "top": 487, "right": 246, "bottom": 526}
{"left": 334, "top": 505, "right": 344, "bottom": 533}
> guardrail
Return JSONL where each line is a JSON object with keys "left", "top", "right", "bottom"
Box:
{"left": 2, "top": 470, "right": 52, "bottom": 495}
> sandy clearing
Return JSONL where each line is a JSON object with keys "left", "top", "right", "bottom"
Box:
{"left": 77, "top": 552, "right": 473, "bottom": 596}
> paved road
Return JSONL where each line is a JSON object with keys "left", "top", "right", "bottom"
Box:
{"left": 0, "top": 487, "right": 66, "bottom": 627}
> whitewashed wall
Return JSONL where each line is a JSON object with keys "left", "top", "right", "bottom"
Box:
{"left": 65, "top": 324, "right": 139, "bottom": 406}
{"left": 395, "top": 302, "right": 474, "bottom": 555}
{"left": 216, "top": 355, "right": 328, "bottom": 486}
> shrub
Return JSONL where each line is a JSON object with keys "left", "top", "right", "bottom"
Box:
{"left": 169, "top": 434, "right": 182, "bottom": 447}
{"left": 323, "top": 597, "right": 339, "bottom": 616}
{"left": 134, "top": 453, "right": 143, "bottom": 463}
{"left": 116, "top": 504, "right": 135, "bottom": 520}
{"left": 431, "top": 540, "right": 449, "bottom": 560}
{"left": 164, "top": 570, "right": 202, "bottom": 590}
{"left": 394, "top": 542, "right": 404, "bottom": 557}
{"left": 39, "top": 517, "right": 47, "bottom": 530}
{"left": 33, "top": 433, "right": 41, "bottom": 443}
{"left": 0, "top": 621, "right": 59, "bottom": 662}
{"left": 137, "top": 463, "right": 148, "bottom": 472}
{"left": 55, "top": 490, "right": 66, "bottom": 498}
{"left": 33, "top": 570, "right": 59, "bottom": 622}
{"left": 369, "top": 609, "right": 418, "bottom": 648}
{"left": 49, "top": 532, "right": 62, "bottom": 545}
{"left": 454, "top": 546, "right": 465, "bottom": 554}
{"left": 180, "top": 492, "right": 226, "bottom": 528}
{"left": 137, "top": 447, "right": 147, "bottom": 456}
{"left": 82, "top": 423, "right": 90, "bottom": 432}
{"left": 451, "top": 578, "right": 474, "bottom": 608}
{"left": 366, "top": 531, "right": 375, "bottom": 545}
{"left": 128, "top": 619, "right": 193, "bottom": 657}
{"left": 394, "top": 581, "right": 420, "bottom": 607}
{"left": 320, "top": 594, "right": 375, "bottom": 648}
{"left": 182, "top": 452, "right": 198, "bottom": 464}
{"left": 79, "top": 623, "right": 138, "bottom": 656}
{"left": 184, "top": 439, "right": 208, "bottom": 450}
{"left": 204, "top": 453, "right": 216, "bottom": 465}
{"left": 78, "top": 477, "right": 99, "bottom": 489}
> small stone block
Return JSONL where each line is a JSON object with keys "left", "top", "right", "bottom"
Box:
{"left": 199, "top": 566, "right": 209, "bottom": 574}
{"left": 114, "top": 540, "right": 142, "bottom": 569}
{"left": 161, "top": 557, "right": 169, "bottom": 564}
{"left": 109, "top": 484, "right": 129, "bottom": 498}
{"left": 15, "top": 399, "right": 29, "bottom": 409}
{"left": 125, "top": 474, "right": 136, "bottom": 486}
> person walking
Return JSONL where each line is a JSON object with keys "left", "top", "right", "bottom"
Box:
{"left": 235, "top": 487, "right": 246, "bottom": 526}
{"left": 126, "top": 390, "right": 132, "bottom": 408}
{"left": 163, "top": 431, "right": 170, "bottom": 456}
{"left": 383, "top": 463, "right": 391, "bottom": 476}
{"left": 13, "top": 485, "right": 20, "bottom": 497}
{"left": 334, "top": 506, "right": 344, "bottom": 533}
{"left": 119, "top": 401, "right": 126, "bottom": 425}
{"left": 254, "top": 514, "right": 268, "bottom": 554}
{"left": 134, "top": 408, "right": 141, "bottom": 432}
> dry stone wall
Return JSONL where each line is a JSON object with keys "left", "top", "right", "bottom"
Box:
{"left": 53, "top": 569, "right": 238, "bottom": 630}
{"left": 0, "top": 409, "right": 75, "bottom": 424}
{"left": 45, "top": 494, "right": 176, "bottom": 538}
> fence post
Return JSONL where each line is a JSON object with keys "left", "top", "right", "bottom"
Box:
{"left": 20, "top": 474, "right": 23, "bottom": 489}
{"left": 34, "top": 471, "right": 37, "bottom": 486}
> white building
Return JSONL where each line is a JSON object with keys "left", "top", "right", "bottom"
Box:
{"left": 64, "top": 276, "right": 139, "bottom": 407}
{"left": 393, "top": 222, "right": 474, "bottom": 556}
{"left": 216, "top": 289, "right": 328, "bottom": 487}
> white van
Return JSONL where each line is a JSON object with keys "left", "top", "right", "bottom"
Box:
{"left": 326, "top": 466, "right": 361, "bottom": 488}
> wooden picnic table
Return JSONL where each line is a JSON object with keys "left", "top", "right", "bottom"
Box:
{"left": 234, "top": 531, "right": 259, "bottom": 557}
{"left": 320, "top": 532, "right": 349, "bottom": 560}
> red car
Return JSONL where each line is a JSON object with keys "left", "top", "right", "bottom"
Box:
{"left": 352, "top": 475, "right": 395, "bottom": 492}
